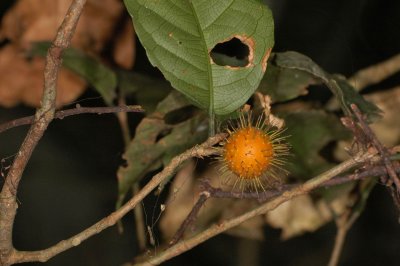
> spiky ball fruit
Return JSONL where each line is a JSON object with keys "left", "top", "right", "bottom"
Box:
{"left": 219, "top": 113, "right": 289, "bottom": 191}
{"left": 223, "top": 127, "right": 274, "bottom": 179}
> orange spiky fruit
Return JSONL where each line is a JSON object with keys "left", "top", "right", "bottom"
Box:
{"left": 219, "top": 112, "right": 289, "bottom": 192}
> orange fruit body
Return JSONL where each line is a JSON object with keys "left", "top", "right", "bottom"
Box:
{"left": 223, "top": 126, "right": 274, "bottom": 180}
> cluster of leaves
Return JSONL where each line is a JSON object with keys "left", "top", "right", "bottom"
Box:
{"left": 120, "top": 0, "right": 382, "bottom": 239}
{"left": 18, "top": 0, "right": 383, "bottom": 240}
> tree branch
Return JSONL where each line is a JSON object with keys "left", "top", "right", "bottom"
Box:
{"left": 328, "top": 211, "right": 351, "bottom": 266}
{"left": 167, "top": 162, "right": 400, "bottom": 249}
{"left": 6, "top": 134, "right": 225, "bottom": 264}
{"left": 134, "top": 150, "right": 377, "bottom": 266}
{"left": 0, "top": 0, "right": 87, "bottom": 264}
{"left": 348, "top": 53, "right": 400, "bottom": 91}
{"left": 0, "top": 105, "right": 144, "bottom": 134}
{"left": 168, "top": 191, "right": 211, "bottom": 247}
{"left": 351, "top": 104, "right": 400, "bottom": 192}
{"left": 326, "top": 53, "right": 400, "bottom": 110}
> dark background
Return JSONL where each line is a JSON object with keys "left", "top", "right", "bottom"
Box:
{"left": 1, "top": 0, "right": 400, "bottom": 265}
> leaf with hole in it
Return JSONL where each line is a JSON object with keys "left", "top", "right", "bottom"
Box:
{"left": 116, "top": 91, "right": 207, "bottom": 208}
{"left": 123, "top": 0, "right": 274, "bottom": 116}
{"left": 29, "top": 42, "right": 117, "bottom": 105}
{"left": 282, "top": 110, "right": 350, "bottom": 179}
{"left": 275, "top": 51, "right": 382, "bottom": 121}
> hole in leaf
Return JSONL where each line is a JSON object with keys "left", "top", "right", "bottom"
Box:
{"left": 210, "top": 37, "right": 250, "bottom": 67}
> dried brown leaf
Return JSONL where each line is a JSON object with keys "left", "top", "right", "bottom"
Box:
{"left": 1, "top": 0, "right": 124, "bottom": 52}
{"left": 159, "top": 163, "right": 232, "bottom": 240}
{"left": 112, "top": 19, "right": 136, "bottom": 69}
{"left": 366, "top": 87, "right": 400, "bottom": 146}
{"left": 265, "top": 194, "right": 349, "bottom": 240}
{"left": 221, "top": 199, "right": 265, "bottom": 241}
{"left": 0, "top": 0, "right": 126, "bottom": 107}
{"left": 160, "top": 163, "right": 265, "bottom": 241}
{"left": 159, "top": 161, "right": 197, "bottom": 240}
{"left": 0, "top": 45, "right": 85, "bottom": 107}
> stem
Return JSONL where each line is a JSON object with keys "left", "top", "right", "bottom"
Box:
{"left": 7, "top": 134, "right": 225, "bottom": 264}
{"left": 135, "top": 150, "right": 376, "bottom": 266}
{"left": 133, "top": 184, "right": 147, "bottom": 251}
{"left": 0, "top": 105, "right": 143, "bottom": 134}
{"left": 349, "top": 53, "right": 400, "bottom": 91}
{"left": 116, "top": 96, "right": 133, "bottom": 147}
{"left": 328, "top": 224, "right": 348, "bottom": 266}
{"left": 116, "top": 95, "right": 147, "bottom": 250}
{"left": 0, "top": 1, "right": 87, "bottom": 264}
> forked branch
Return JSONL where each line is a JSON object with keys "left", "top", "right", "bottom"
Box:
{"left": 133, "top": 149, "right": 377, "bottom": 266}
{"left": 0, "top": 1, "right": 87, "bottom": 265}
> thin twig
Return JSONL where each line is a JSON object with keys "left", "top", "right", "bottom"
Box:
{"left": 328, "top": 176, "right": 376, "bottom": 266}
{"left": 351, "top": 104, "right": 400, "bottom": 192}
{"left": 328, "top": 212, "right": 350, "bottom": 266}
{"left": 115, "top": 95, "right": 147, "bottom": 250}
{"left": 134, "top": 150, "right": 376, "bottom": 266}
{"left": 169, "top": 163, "right": 400, "bottom": 248}
{"left": 116, "top": 95, "right": 133, "bottom": 147}
{"left": 7, "top": 134, "right": 225, "bottom": 264}
{"left": 132, "top": 184, "right": 147, "bottom": 251}
{"left": 0, "top": 1, "right": 87, "bottom": 265}
{"left": 326, "top": 53, "right": 400, "bottom": 110}
{"left": 0, "top": 105, "right": 143, "bottom": 134}
{"left": 348, "top": 53, "right": 400, "bottom": 91}
{"left": 169, "top": 191, "right": 210, "bottom": 247}
{"left": 199, "top": 179, "right": 295, "bottom": 202}
{"left": 322, "top": 164, "right": 399, "bottom": 187}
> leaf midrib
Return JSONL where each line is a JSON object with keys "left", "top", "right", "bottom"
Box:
{"left": 188, "top": 1, "right": 214, "bottom": 117}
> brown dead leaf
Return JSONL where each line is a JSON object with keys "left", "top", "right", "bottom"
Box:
{"left": 366, "top": 87, "right": 400, "bottom": 146}
{"left": 221, "top": 199, "right": 265, "bottom": 241}
{"left": 1, "top": 0, "right": 124, "bottom": 52}
{"left": 159, "top": 160, "right": 197, "bottom": 240}
{"left": 254, "top": 92, "right": 285, "bottom": 129}
{"left": 159, "top": 162, "right": 233, "bottom": 241}
{"left": 160, "top": 162, "right": 265, "bottom": 241}
{"left": 0, "top": 45, "right": 85, "bottom": 107}
{"left": 265, "top": 193, "right": 349, "bottom": 240}
{"left": 0, "top": 0, "right": 130, "bottom": 107}
{"left": 112, "top": 19, "right": 136, "bottom": 69}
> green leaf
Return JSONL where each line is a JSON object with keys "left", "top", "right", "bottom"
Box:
{"left": 329, "top": 75, "right": 382, "bottom": 122}
{"left": 116, "top": 91, "right": 207, "bottom": 208}
{"left": 274, "top": 51, "right": 382, "bottom": 121}
{"left": 282, "top": 110, "right": 350, "bottom": 179}
{"left": 258, "top": 60, "right": 317, "bottom": 103}
{"left": 124, "top": 0, "right": 274, "bottom": 116}
{"left": 30, "top": 42, "right": 117, "bottom": 105}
